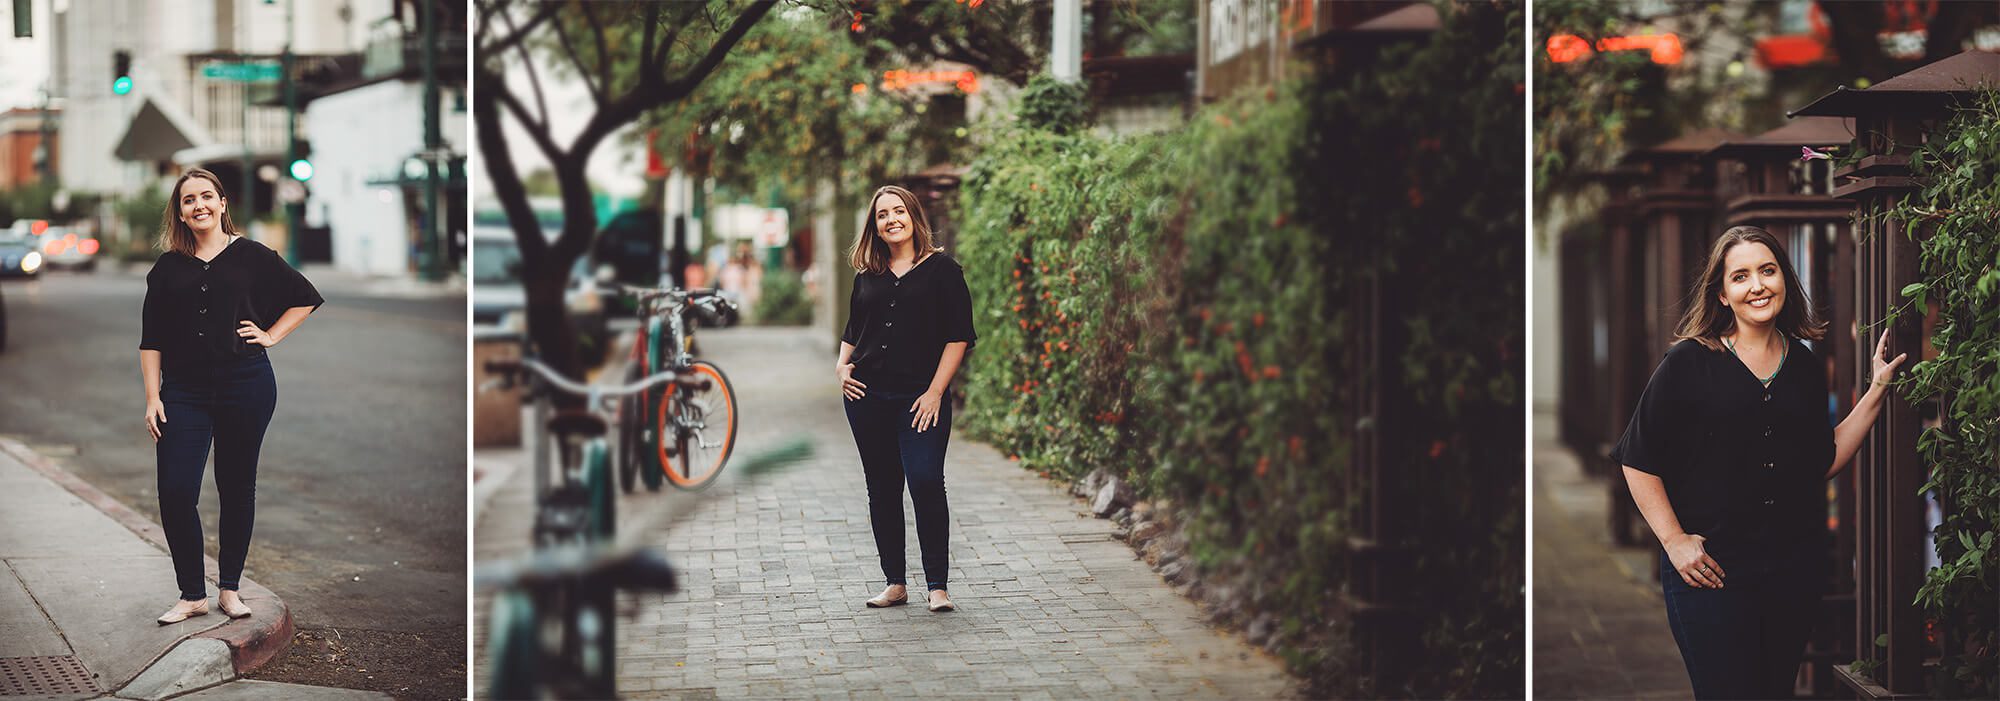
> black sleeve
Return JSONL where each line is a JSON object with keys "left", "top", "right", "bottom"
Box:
{"left": 1612, "top": 344, "right": 1691, "bottom": 479}
{"left": 939, "top": 260, "right": 976, "bottom": 350}
{"left": 262, "top": 245, "right": 324, "bottom": 315}
{"left": 840, "top": 274, "right": 862, "bottom": 346}
{"left": 139, "top": 264, "right": 165, "bottom": 352}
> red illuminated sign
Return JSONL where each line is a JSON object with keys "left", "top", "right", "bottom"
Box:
{"left": 1545, "top": 33, "right": 1684, "bottom": 65}
{"left": 880, "top": 69, "right": 980, "bottom": 93}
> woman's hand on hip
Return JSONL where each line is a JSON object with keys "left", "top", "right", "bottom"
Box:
{"left": 1665, "top": 533, "right": 1725, "bottom": 588}
{"left": 1869, "top": 327, "right": 1909, "bottom": 388}
{"left": 145, "top": 399, "right": 167, "bottom": 443}
{"left": 837, "top": 363, "right": 867, "bottom": 399}
{"left": 909, "top": 390, "right": 943, "bottom": 433}
{"left": 238, "top": 320, "right": 276, "bottom": 347}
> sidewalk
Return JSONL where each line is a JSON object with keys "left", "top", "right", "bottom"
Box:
{"left": 473, "top": 326, "right": 1297, "bottom": 698}
{"left": 1531, "top": 408, "right": 1692, "bottom": 699}
{"left": 293, "top": 265, "right": 464, "bottom": 300}
{"left": 0, "top": 438, "right": 386, "bottom": 700}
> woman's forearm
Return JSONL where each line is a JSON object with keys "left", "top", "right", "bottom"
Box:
{"left": 1827, "top": 383, "right": 1890, "bottom": 479}
{"left": 265, "top": 305, "right": 315, "bottom": 345}
{"left": 1624, "top": 466, "right": 1691, "bottom": 547}
{"left": 140, "top": 350, "right": 163, "bottom": 401}
{"left": 837, "top": 342, "right": 855, "bottom": 367}
{"left": 924, "top": 342, "right": 968, "bottom": 395}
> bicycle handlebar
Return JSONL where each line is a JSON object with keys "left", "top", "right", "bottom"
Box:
{"left": 483, "top": 357, "right": 683, "bottom": 399}
{"left": 611, "top": 283, "right": 730, "bottom": 304}
{"left": 474, "top": 542, "right": 677, "bottom": 593}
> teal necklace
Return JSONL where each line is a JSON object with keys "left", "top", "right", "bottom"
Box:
{"left": 1724, "top": 334, "right": 1787, "bottom": 386}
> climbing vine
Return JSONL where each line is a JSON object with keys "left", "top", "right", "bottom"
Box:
{"left": 1884, "top": 89, "right": 2000, "bottom": 699}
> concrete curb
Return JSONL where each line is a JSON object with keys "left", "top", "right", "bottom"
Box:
{"left": 0, "top": 439, "right": 296, "bottom": 685}
{"left": 117, "top": 639, "right": 233, "bottom": 700}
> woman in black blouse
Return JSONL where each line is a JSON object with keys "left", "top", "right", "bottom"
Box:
{"left": 837, "top": 185, "right": 976, "bottom": 613}
{"left": 1614, "top": 226, "right": 1905, "bottom": 699}
{"left": 140, "top": 168, "right": 323, "bottom": 625}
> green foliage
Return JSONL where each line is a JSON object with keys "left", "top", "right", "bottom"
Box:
{"left": 956, "top": 3, "right": 1521, "bottom": 697}
{"left": 115, "top": 185, "right": 171, "bottom": 260}
{"left": 1884, "top": 89, "right": 2000, "bottom": 700}
{"left": 1014, "top": 74, "right": 1091, "bottom": 134}
{"left": 754, "top": 268, "right": 813, "bottom": 326}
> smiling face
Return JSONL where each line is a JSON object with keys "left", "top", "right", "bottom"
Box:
{"left": 872, "top": 191, "right": 915, "bottom": 248}
{"left": 176, "top": 176, "right": 228, "bottom": 235}
{"left": 1717, "top": 241, "right": 1786, "bottom": 329}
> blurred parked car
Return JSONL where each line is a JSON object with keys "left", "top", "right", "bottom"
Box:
{"left": 38, "top": 227, "right": 100, "bottom": 271}
{"left": 471, "top": 225, "right": 608, "bottom": 362}
{"left": 0, "top": 229, "right": 44, "bottom": 279}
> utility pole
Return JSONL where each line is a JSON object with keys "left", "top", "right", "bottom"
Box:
{"left": 283, "top": 0, "right": 299, "bottom": 264}
{"left": 419, "top": 0, "right": 443, "bottom": 281}
{"left": 1052, "top": 0, "right": 1082, "bottom": 82}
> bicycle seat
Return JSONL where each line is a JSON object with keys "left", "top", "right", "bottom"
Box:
{"left": 548, "top": 411, "right": 608, "bottom": 439}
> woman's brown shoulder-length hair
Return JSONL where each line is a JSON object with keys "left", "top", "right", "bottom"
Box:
{"left": 848, "top": 185, "right": 943, "bottom": 275}
{"left": 156, "top": 168, "right": 240, "bottom": 258}
{"left": 1672, "top": 225, "right": 1826, "bottom": 352}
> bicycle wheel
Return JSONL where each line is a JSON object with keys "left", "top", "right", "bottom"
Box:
{"left": 655, "top": 360, "right": 737, "bottom": 491}
{"left": 581, "top": 440, "right": 615, "bottom": 541}
{"left": 485, "top": 590, "right": 540, "bottom": 698}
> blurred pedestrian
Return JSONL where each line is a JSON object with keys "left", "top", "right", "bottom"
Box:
{"left": 836, "top": 185, "right": 976, "bottom": 613}
{"left": 141, "top": 168, "right": 323, "bottom": 625}
{"left": 1614, "top": 225, "right": 1907, "bottom": 699}
{"left": 718, "top": 241, "right": 763, "bottom": 312}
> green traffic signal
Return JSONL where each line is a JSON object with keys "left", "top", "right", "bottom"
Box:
{"left": 112, "top": 76, "right": 133, "bottom": 95}
{"left": 289, "top": 159, "right": 313, "bottom": 181}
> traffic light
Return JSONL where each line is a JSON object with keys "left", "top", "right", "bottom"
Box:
{"left": 112, "top": 50, "right": 132, "bottom": 95}
{"left": 288, "top": 158, "right": 313, "bottom": 182}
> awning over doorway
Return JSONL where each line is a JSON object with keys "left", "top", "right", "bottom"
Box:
{"left": 112, "top": 98, "right": 211, "bottom": 163}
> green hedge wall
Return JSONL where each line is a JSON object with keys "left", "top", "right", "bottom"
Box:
{"left": 954, "top": 3, "right": 1522, "bottom": 697}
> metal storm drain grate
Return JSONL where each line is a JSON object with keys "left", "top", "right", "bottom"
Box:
{"left": 0, "top": 656, "right": 101, "bottom": 696}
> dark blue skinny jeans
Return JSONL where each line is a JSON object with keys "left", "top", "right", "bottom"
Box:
{"left": 843, "top": 389, "right": 951, "bottom": 592}
{"left": 1659, "top": 549, "right": 1817, "bottom": 700}
{"left": 157, "top": 352, "right": 276, "bottom": 601}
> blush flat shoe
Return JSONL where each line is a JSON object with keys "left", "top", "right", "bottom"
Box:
{"left": 865, "top": 588, "right": 909, "bottom": 608}
{"left": 218, "top": 597, "right": 252, "bottom": 619}
{"left": 156, "top": 600, "right": 210, "bottom": 625}
{"left": 927, "top": 592, "right": 955, "bottom": 612}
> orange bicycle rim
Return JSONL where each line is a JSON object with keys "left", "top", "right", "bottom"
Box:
{"left": 655, "top": 363, "right": 735, "bottom": 487}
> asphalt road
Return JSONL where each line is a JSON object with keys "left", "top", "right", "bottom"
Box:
{"left": 0, "top": 267, "right": 466, "bottom": 699}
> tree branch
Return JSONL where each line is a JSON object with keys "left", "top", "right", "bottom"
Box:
{"left": 584, "top": 3, "right": 612, "bottom": 100}
{"left": 570, "top": 0, "right": 778, "bottom": 165}
{"left": 640, "top": 3, "right": 660, "bottom": 75}
{"left": 476, "top": 0, "right": 562, "bottom": 62}
{"left": 472, "top": 67, "right": 550, "bottom": 266}
{"left": 498, "top": 4, "right": 553, "bottom": 128}
{"left": 491, "top": 79, "right": 566, "bottom": 169}
{"left": 549, "top": 8, "right": 605, "bottom": 104}
{"left": 649, "top": 4, "right": 696, "bottom": 76}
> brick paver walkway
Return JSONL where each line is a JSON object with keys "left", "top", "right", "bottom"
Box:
{"left": 475, "top": 326, "right": 1294, "bottom": 699}
{"left": 1532, "top": 410, "right": 1693, "bottom": 699}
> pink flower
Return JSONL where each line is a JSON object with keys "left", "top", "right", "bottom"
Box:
{"left": 1801, "top": 147, "right": 1832, "bottom": 161}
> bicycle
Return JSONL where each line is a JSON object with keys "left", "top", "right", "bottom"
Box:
{"left": 479, "top": 439, "right": 813, "bottom": 700}
{"left": 480, "top": 348, "right": 688, "bottom": 698}
{"left": 612, "top": 284, "right": 740, "bottom": 494}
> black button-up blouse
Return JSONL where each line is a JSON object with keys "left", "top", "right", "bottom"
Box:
{"left": 140, "top": 237, "right": 324, "bottom": 369}
{"left": 842, "top": 253, "right": 977, "bottom": 395}
{"left": 1612, "top": 337, "right": 1835, "bottom": 560}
